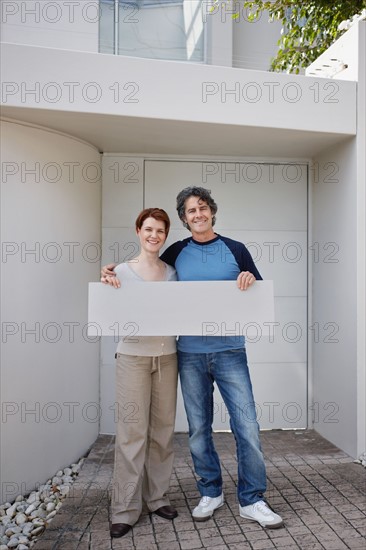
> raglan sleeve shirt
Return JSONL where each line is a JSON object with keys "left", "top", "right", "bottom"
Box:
{"left": 160, "top": 234, "right": 262, "bottom": 352}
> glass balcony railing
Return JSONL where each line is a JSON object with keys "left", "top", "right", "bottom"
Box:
{"left": 99, "top": 0, "right": 205, "bottom": 63}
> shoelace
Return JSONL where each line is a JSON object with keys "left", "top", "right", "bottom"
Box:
{"left": 253, "top": 501, "right": 272, "bottom": 516}
{"left": 199, "top": 495, "right": 221, "bottom": 507}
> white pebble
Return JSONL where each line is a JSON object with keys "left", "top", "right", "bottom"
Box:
{"left": 26, "top": 494, "right": 39, "bottom": 505}
{"left": 15, "top": 513, "right": 27, "bottom": 526}
{"left": 62, "top": 476, "right": 73, "bottom": 484}
{"left": 24, "top": 505, "right": 35, "bottom": 516}
{"left": 0, "top": 455, "right": 83, "bottom": 548}
{"left": 30, "top": 526, "right": 44, "bottom": 536}
{"left": 16, "top": 504, "right": 28, "bottom": 513}
{"left": 59, "top": 486, "right": 70, "bottom": 497}
{"left": 31, "top": 520, "right": 44, "bottom": 527}
{"left": 5, "top": 526, "right": 21, "bottom": 536}
{"left": 6, "top": 504, "right": 17, "bottom": 517}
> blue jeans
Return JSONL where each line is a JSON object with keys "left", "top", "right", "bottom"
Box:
{"left": 178, "top": 349, "right": 266, "bottom": 506}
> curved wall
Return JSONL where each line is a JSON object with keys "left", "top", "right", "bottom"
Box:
{"left": 1, "top": 120, "right": 101, "bottom": 503}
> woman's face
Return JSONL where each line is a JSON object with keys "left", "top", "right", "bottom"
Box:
{"left": 137, "top": 217, "right": 167, "bottom": 253}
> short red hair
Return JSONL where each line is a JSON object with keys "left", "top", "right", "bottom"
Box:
{"left": 135, "top": 208, "right": 171, "bottom": 236}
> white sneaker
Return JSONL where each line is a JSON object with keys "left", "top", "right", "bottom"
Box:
{"left": 192, "top": 494, "right": 224, "bottom": 521}
{"left": 239, "top": 500, "right": 283, "bottom": 528}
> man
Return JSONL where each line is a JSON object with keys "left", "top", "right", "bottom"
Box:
{"left": 102, "top": 187, "right": 283, "bottom": 528}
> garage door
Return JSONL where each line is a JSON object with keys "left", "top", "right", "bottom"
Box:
{"left": 144, "top": 160, "right": 308, "bottom": 431}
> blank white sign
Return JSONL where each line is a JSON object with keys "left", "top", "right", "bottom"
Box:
{"left": 88, "top": 280, "right": 274, "bottom": 337}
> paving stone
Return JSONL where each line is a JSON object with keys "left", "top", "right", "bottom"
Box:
{"left": 219, "top": 525, "right": 242, "bottom": 536}
{"left": 28, "top": 431, "right": 365, "bottom": 550}
{"left": 227, "top": 543, "right": 252, "bottom": 550}
{"left": 155, "top": 530, "right": 178, "bottom": 542}
{"left": 346, "top": 539, "right": 366, "bottom": 549}
{"left": 321, "top": 541, "right": 348, "bottom": 550}
{"left": 153, "top": 543, "right": 180, "bottom": 550}
{"left": 179, "top": 539, "right": 203, "bottom": 550}
{"left": 251, "top": 542, "right": 277, "bottom": 550}
{"left": 177, "top": 530, "right": 202, "bottom": 542}
{"left": 200, "top": 536, "right": 226, "bottom": 547}
{"left": 111, "top": 538, "right": 134, "bottom": 549}
{"left": 197, "top": 527, "right": 222, "bottom": 538}
{"left": 134, "top": 543, "right": 158, "bottom": 550}
{"left": 90, "top": 541, "right": 112, "bottom": 550}
{"left": 31, "top": 543, "right": 58, "bottom": 550}
{"left": 271, "top": 536, "right": 298, "bottom": 548}
{"left": 222, "top": 533, "right": 247, "bottom": 544}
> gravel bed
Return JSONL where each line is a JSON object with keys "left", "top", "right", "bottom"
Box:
{"left": 0, "top": 458, "right": 84, "bottom": 550}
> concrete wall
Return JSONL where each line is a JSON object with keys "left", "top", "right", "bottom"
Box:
{"left": 310, "top": 22, "right": 366, "bottom": 459}
{"left": 0, "top": 0, "right": 99, "bottom": 52}
{"left": 312, "top": 139, "right": 358, "bottom": 457}
{"left": 0, "top": 120, "right": 101, "bottom": 503}
{"left": 356, "top": 22, "right": 366, "bottom": 461}
{"left": 0, "top": 42, "right": 356, "bottom": 138}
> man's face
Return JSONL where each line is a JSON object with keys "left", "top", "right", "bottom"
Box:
{"left": 183, "top": 196, "right": 214, "bottom": 237}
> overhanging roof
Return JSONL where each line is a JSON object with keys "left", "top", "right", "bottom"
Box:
{"left": 1, "top": 43, "right": 357, "bottom": 158}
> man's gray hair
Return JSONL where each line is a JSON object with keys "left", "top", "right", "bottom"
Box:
{"left": 176, "top": 187, "right": 218, "bottom": 230}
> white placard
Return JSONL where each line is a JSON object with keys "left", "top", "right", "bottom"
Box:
{"left": 88, "top": 280, "right": 274, "bottom": 337}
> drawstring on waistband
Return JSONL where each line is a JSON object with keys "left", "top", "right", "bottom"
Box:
{"left": 152, "top": 356, "right": 162, "bottom": 382}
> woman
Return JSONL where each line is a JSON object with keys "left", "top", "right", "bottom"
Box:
{"left": 103, "top": 208, "right": 178, "bottom": 538}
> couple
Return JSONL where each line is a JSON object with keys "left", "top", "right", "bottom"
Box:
{"left": 102, "top": 186, "right": 284, "bottom": 538}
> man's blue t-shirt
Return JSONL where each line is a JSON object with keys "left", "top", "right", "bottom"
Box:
{"left": 161, "top": 235, "right": 262, "bottom": 353}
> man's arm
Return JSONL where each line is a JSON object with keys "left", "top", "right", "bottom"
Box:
{"left": 101, "top": 263, "right": 120, "bottom": 288}
{"left": 219, "top": 236, "right": 262, "bottom": 291}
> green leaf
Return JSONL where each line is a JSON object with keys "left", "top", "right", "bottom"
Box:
{"left": 241, "top": 0, "right": 365, "bottom": 73}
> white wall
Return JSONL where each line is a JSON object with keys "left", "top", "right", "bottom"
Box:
{"left": 356, "top": 22, "right": 366, "bottom": 461}
{"left": 99, "top": 155, "right": 143, "bottom": 434}
{"left": 0, "top": 120, "right": 101, "bottom": 503}
{"left": 0, "top": 0, "right": 99, "bottom": 52}
{"left": 310, "top": 22, "right": 366, "bottom": 459}
{"left": 306, "top": 23, "right": 360, "bottom": 80}
{"left": 233, "top": 9, "right": 282, "bottom": 71}
{"left": 1, "top": 42, "right": 356, "bottom": 138}
{"left": 312, "top": 139, "right": 358, "bottom": 457}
